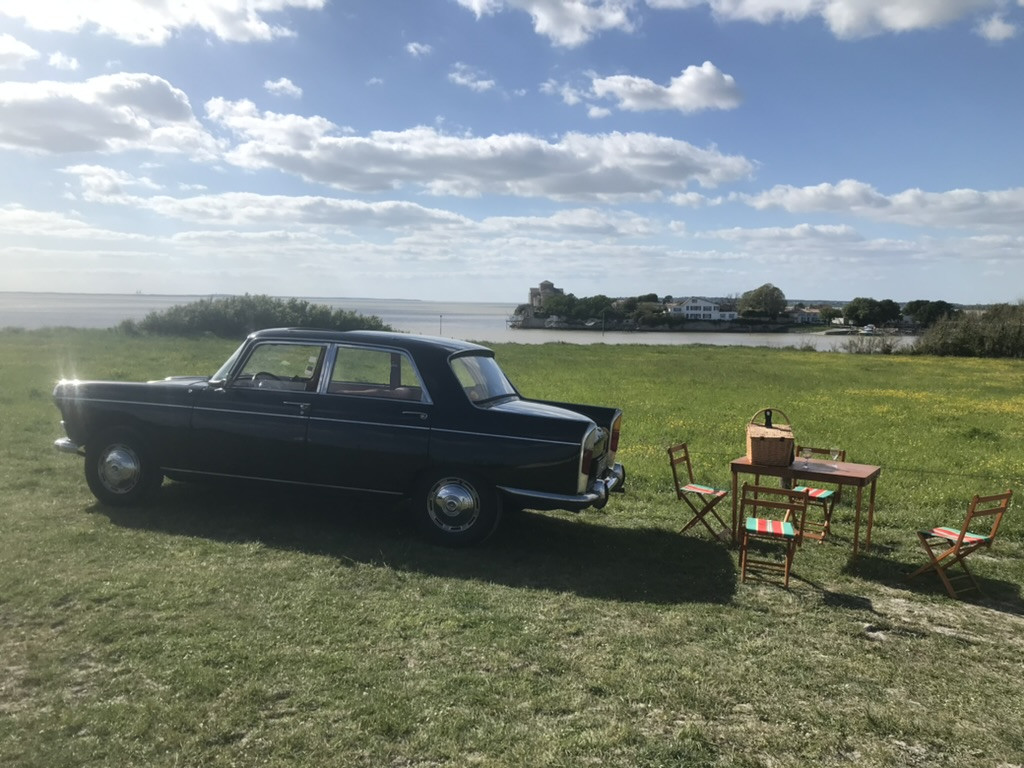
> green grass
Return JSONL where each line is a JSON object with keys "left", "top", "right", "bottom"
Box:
{"left": 3, "top": 329, "right": 1024, "bottom": 767}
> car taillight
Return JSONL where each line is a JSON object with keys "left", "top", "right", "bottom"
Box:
{"left": 609, "top": 414, "right": 621, "bottom": 453}
{"left": 581, "top": 446, "right": 594, "bottom": 477}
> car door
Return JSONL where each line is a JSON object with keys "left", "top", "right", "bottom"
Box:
{"left": 304, "top": 343, "right": 431, "bottom": 495}
{"left": 187, "top": 341, "right": 326, "bottom": 483}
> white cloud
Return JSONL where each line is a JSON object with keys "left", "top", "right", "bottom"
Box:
{"left": 976, "top": 13, "right": 1017, "bottom": 40}
{"left": 479, "top": 207, "right": 658, "bottom": 236}
{"left": 540, "top": 78, "right": 586, "bottom": 105}
{"left": 646, "top": 0, "right": 1001, "bottom": 39}
{"left": 0, "top": 33, "right": 39, "bottom": 69}
{"left": 449, "top": 62, "right": 496, "bottom": 92}
{"left": 747, "top": 180, "right": 1024, "bottom": 229}
{"left": 455, "top": 0, "right": 636, "bottom": 47}
{"left": 264, "top": 77, "right": 303, "bottom": 98}
{"left": 0, "top": 0, "right": 327, "bottom": 46}
{"left": 61, "top": 164, "right": 162, "bottom": 198}
{"left": 406, "top": 42, "right": 433, "bottom": 56}
{"left": 702, "top": 223, "right": 862, "bottom": 242}
{"left": 48, "top": 52, "right": 80, "bottom": 70}
{"left": 0, "top": 203, "right": 152, "bottom": 241}
{"left": 205, "top": 99, "right": 755, "bottom": 199}
{"left": 0, "top": 73, "right": 221, "bottom": 156}
{"left": 60, "top": 180, "right": 472, "bottom": 230}
{"left": 591, "top": 61, "right": 741, "bottom": 113}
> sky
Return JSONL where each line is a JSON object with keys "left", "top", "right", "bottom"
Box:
{"left": 1, "top": 1, "right": 1023, "bottom": 306}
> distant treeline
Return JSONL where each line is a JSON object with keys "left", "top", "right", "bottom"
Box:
{"left": 118, "top": 295, "right": 393, "bottom": 338}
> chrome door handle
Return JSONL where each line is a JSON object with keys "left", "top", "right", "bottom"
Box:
{"left": 402, "top": 410, "right": 428, "bottom": 421}
{"left": 284, "top": 401, "right": 311, "bottom": 415}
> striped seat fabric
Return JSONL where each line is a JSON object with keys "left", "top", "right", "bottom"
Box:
{"left": 793, "top": 486, "right": 834, "bottom": 501}
{"left": 684, "top": 483, "right": 727, "bottom": 498}
{"left": 746, "top": 517, "right": 795, "bottom": 538}
{"left": 922, "top": 527, "right": 989, "bottom": 544}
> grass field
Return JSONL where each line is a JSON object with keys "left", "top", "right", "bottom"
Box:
{"left": 3, "top": 329, "right": 1024, "bottom": 767}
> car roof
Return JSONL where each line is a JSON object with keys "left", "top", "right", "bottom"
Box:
{"left": 247, "top": 327, "right": 493, "bottom": 355}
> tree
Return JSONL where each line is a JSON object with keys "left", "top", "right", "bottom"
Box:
{"left": 738, "top": 283, "right": 787, "bottom": 319}
{"left": 877, "top": 299, "right": 902, "bottom": 326}
{"left": 904, "top": 300, "right": 960, "bottom": 327}
{"left": 818, "top": 306, "right": 842, "bottom": 325}
{"left": 843, "top": 297, "right": 879, "bottom": 326}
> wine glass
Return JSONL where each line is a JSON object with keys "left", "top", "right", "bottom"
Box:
{"left": 801, "top": 447, "right": 813, "bottom": 469}
{"left": 830, "top": 447, "right": 841, "bottom": 467}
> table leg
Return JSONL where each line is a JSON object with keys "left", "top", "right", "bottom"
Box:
{"left": 852, "top": 485, "right": 864, "bottom": 557}
{"left": 731, "top": 470, "right": 739, "bottom": 544}
{"left": 865, "top": 478, "right": 877, "bottom": 551}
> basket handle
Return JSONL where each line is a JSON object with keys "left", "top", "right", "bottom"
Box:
{"left": 749, "top": 408, "right": 791, "bottom": 427}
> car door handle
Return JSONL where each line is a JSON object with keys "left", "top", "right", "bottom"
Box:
{"left": 283, "top": 401, "right": 311, "bottom": 415}
{"left": 402, "top": 410, "right": 428, "bottom": 421}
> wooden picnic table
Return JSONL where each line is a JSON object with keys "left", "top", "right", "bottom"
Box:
{"left": 730, "top": 456, "right": 882, "bottom": 557}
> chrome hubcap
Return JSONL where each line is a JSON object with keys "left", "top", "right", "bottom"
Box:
{"left": 98, "top": 445, "right": 141, "bottom": 494}
{"left": 427, "top": 478, "right": 480, "bottom": 532}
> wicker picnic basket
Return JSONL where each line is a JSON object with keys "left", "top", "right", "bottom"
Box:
{"left": 746, "top": 408, "right": 795, "bottom": 466}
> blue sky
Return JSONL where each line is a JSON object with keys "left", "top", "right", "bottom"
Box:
{"left": 1, "top": 1, "right": 1022, "bottom": 305}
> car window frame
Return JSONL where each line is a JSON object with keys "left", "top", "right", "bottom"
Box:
{"left": 322, "top": 342, "right": 432, "bottom": 403}
{"left": 226, "top": 341, "right": 329, "bottom": 392}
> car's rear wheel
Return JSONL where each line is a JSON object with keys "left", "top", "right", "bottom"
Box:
{"left": 415, "top": 470, "right": 501, "bottom": 546}
{"left": 84, "top": 427, "right": 162, "bottom": 506}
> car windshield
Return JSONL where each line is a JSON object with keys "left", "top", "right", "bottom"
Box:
{"left": 450, "top": 353, "right": 518, "bottom": 404}
{"left": 211, "top": 342, "right": 245, "bottom": 382}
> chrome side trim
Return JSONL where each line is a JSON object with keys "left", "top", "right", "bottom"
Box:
{"left": 431, "top": 427, "right": 578, "bottom": 447}
{"left": 53, "top": 396, "right": 189, "bottom": 411}
{"left": 160, "top": 467, "right": 405, "bottom": 495}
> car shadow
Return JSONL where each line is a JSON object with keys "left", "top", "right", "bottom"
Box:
{"left": 92, "top": 481, "right": 738, "bottom": 605}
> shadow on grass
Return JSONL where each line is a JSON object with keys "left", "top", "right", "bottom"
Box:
{"left": 93, "top": 481, "right": 738, "bottom": 605}
{"left": 843, "top": 553, "right": 1024, "bottom": 616}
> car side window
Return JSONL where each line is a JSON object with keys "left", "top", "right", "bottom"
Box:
{"left": 235, "top": 343, "right": 326, "bottom": 390}
{"left": 328, "top": 346, "right": 426, "bottom": 401}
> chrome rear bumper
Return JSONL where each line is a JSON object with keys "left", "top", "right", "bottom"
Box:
{"left": 54, "top": 437, "right": 85, "bottom": 456}
{"left": 498, "top": 463, "right": 626, "bottom": 512}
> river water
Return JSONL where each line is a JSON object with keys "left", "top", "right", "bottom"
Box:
{"left": 0, "top": 292, "right": 885, "bottom": 351}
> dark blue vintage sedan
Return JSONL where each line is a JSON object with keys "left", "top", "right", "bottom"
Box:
{"left": 53, "top": 328, "right": 625, "bottom": 545}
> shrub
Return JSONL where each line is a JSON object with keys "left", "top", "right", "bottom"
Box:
{"left": 117, "top": 295, "right": 393, "bottom": 338}
{"left": 911, "top": 303, "right": 1024, "bottom": 358}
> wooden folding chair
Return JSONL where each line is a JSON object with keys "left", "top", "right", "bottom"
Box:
{"left": 667, "top": 443, "right": 729, "bottom": 539}
{"left": 792, "top": 445, "right": 846, "bottom": 542}
{"left": 908, "top": 490, "right": 1012, "bottom": 599}
{"left": 739, "top": 483, "right": 810, "bottom": 588}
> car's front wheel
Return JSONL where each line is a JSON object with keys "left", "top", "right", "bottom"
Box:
{"left": 414, "top": 470, "right": 501, "bottom": 546}
{"left": 84, "top": 427, "right": 162, "bottom": 506}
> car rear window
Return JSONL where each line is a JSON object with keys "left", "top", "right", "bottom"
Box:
{"left": 450, "top": 353, "right": 517, "bottom": 404}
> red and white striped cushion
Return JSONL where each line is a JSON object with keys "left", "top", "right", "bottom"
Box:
{"left": 794, "top": 485, "right": 833, "bottom": 499}
{"left": 684, "top": 483, "right": 726, "bottom": 497}
{"left": 745, "top": 518, "right": 796, "bottom": 538}
{"left": 923, "top": 527, "right": 989, "bottom": 544}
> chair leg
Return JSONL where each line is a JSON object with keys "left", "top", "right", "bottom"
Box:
{"left": 909, "top": 535, "right": 984, "bottom": 599}
{"left": 783, "top": 540, "right": 796, "bottom": 588}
